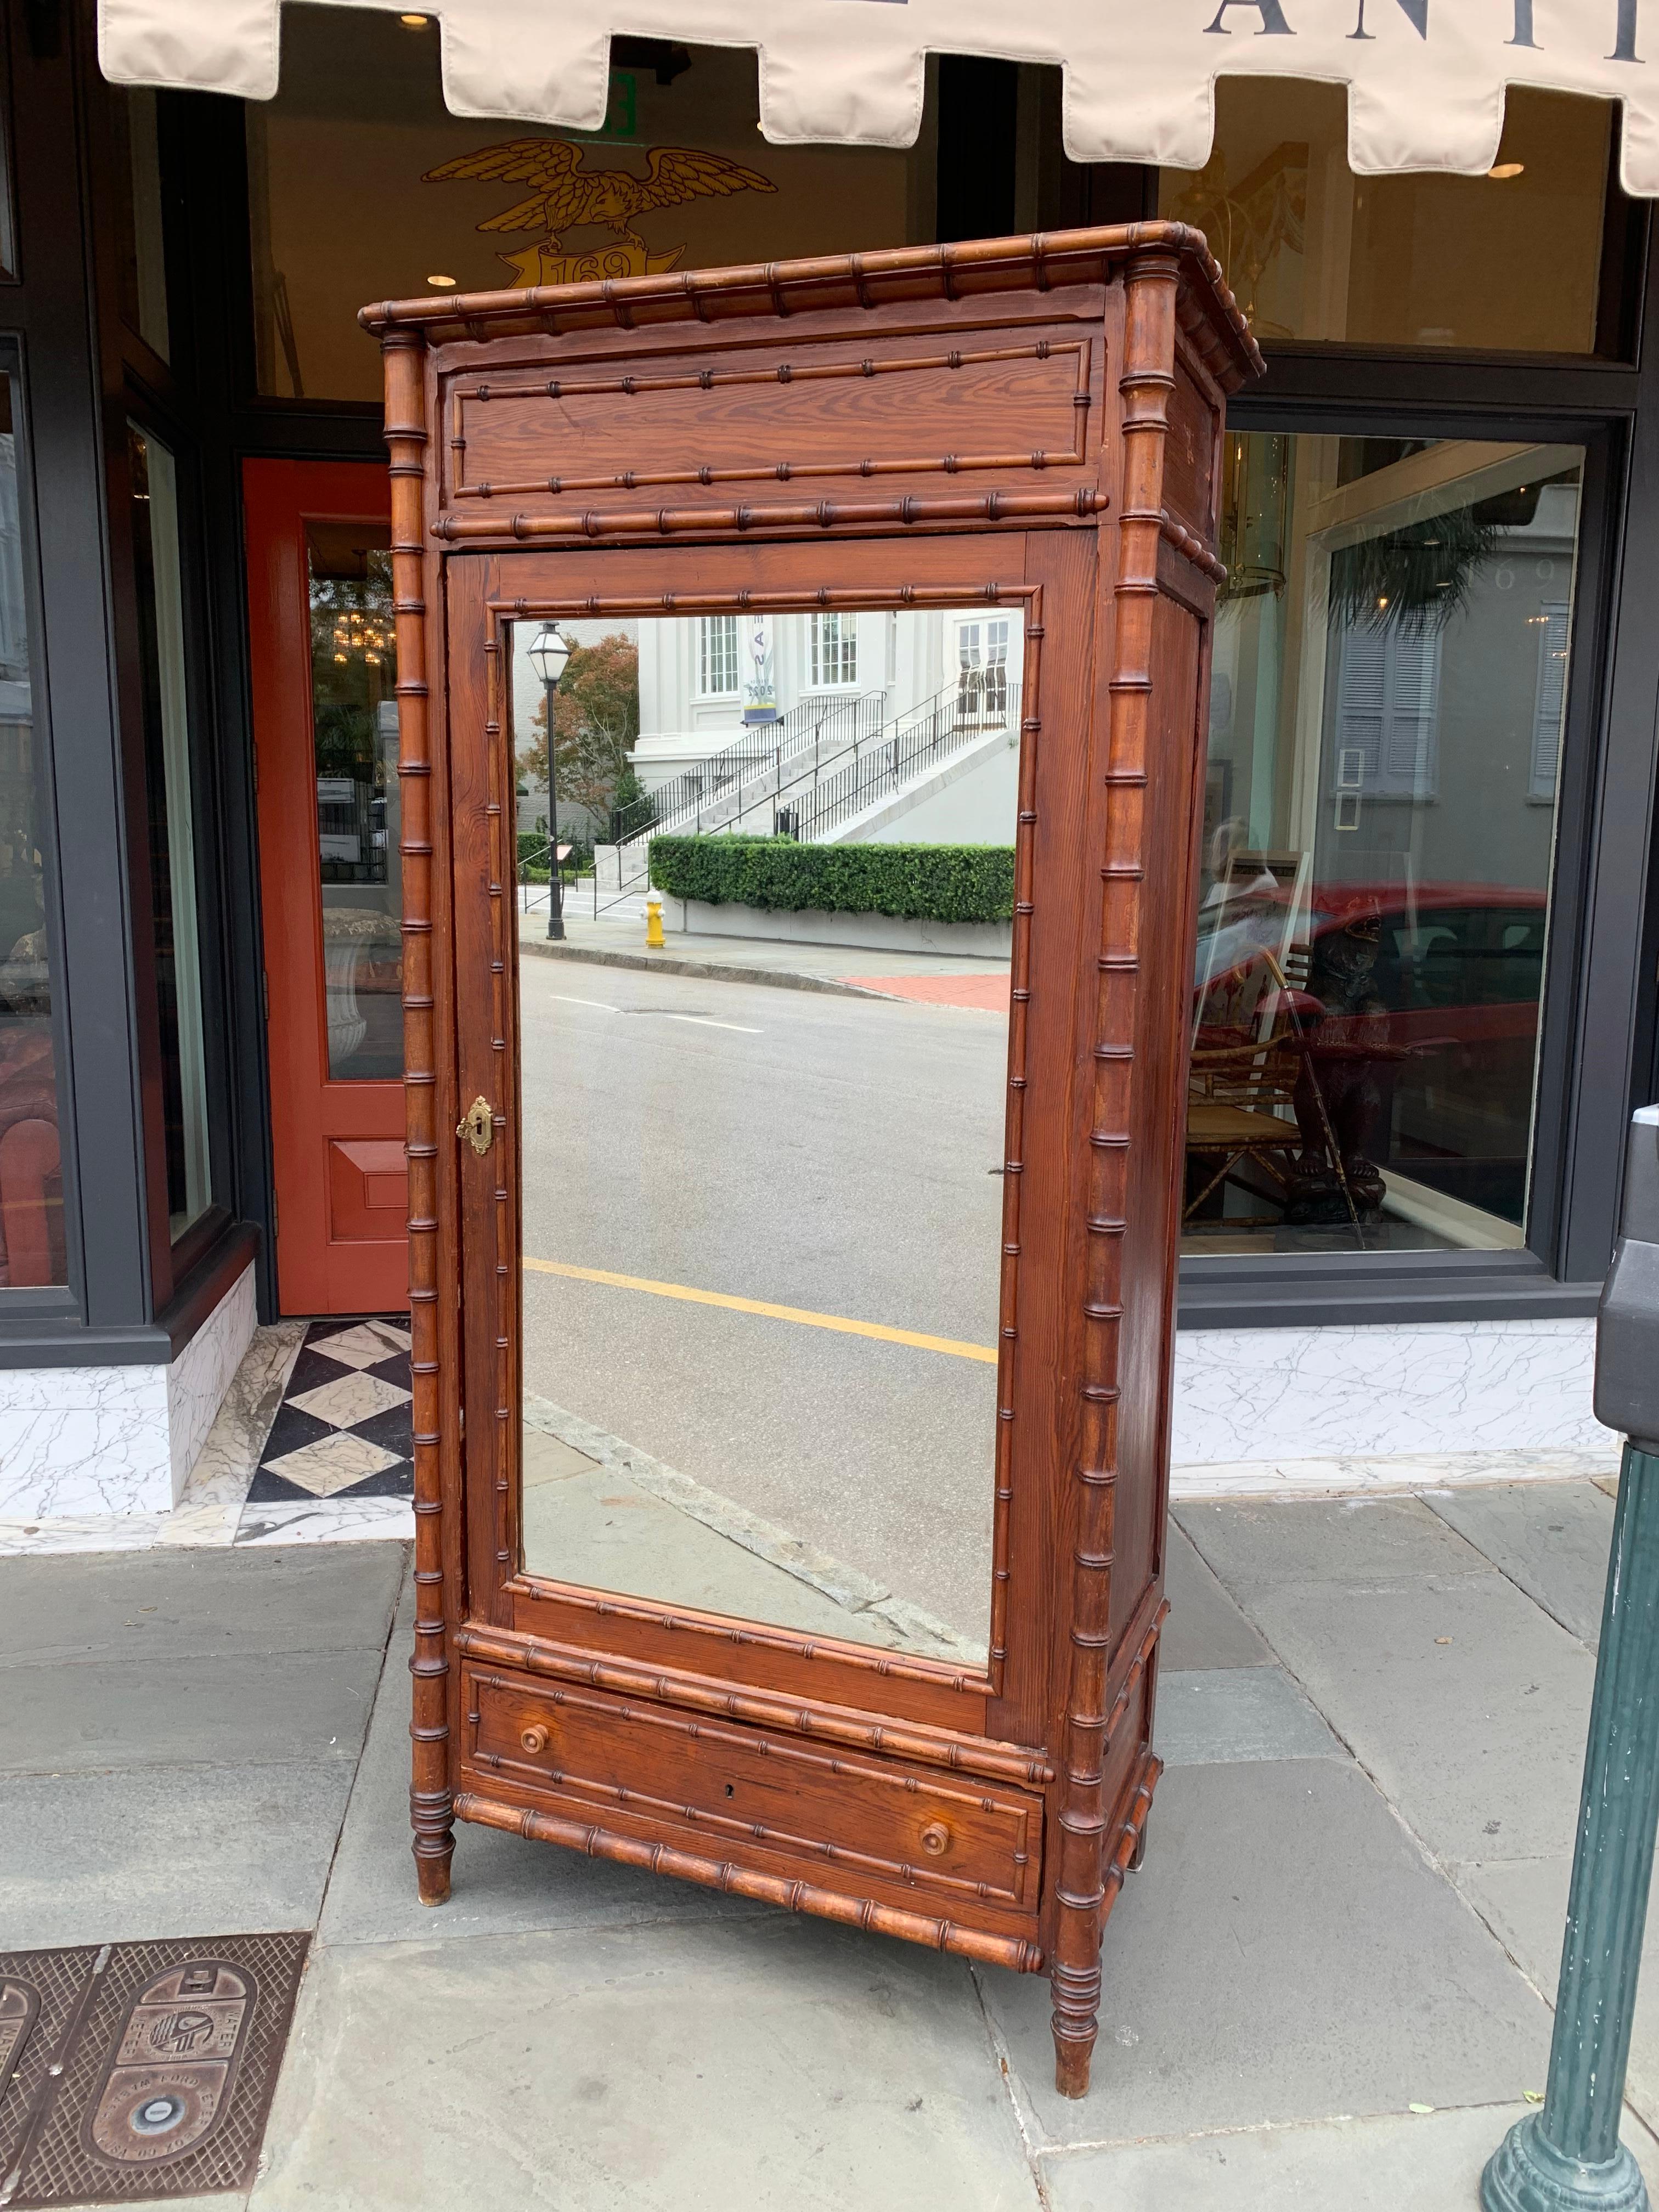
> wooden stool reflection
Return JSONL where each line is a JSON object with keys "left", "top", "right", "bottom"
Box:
{"left": 1184, "top": 1026, "right": 1304, "bottom": 1228}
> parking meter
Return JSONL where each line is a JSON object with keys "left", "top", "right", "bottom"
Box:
{"left": 1486, "top": 1107, "right": 1659, "bottom": 2211}
{"left": 1595, "top": 1104, "right": 1659, "bottom": 1454}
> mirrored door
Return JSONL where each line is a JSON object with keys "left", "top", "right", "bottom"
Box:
{"left": 509, "top": 601, "right": 1029, "bottom": 1665}
{"left": 448, "top": 554, "right": 1068, "bottom": 1689}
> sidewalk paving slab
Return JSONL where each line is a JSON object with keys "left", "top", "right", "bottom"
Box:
{"left": 0, "top": 1537, "right": 404, "bottom": 1668}
{"left": 1039, "top": 2102, "right": 1659, "bottom": 2210}
{"left": 1177, "top": 1497, "right": 1596, "bottom": 1863}
{"left": 1175, "top": 1494, "right": 1491, "bottom": 1592}
{"left": 1161, "top": 1521, "right": 1275, "bottom": 1672}
{"left": 3, "top": 1760, "right": 356, "bottom": 1949}
{"left": 0, "top": 1645, "right": 385, "bottom": 1774}
{"left": 250, "top": 1917, "right": 1041, "bottom": 2212}
{"left": 975, "top": 1758, "right": 1550, "bottom": 2148}
{"left": 1156, "top": 1665, "right": 1344, "bottom": 1767}
{"left": 0, "top": 1544, "right": 402, "bottom": 1777}
{"left": 1423, "top": 1480, "right": 1614, "bottom": 1649}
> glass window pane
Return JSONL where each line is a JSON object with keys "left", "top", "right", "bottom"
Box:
{"left": 1187, "top": 432, "right": 1582, "bottom": 1257}
{"left": 119, "top": 91, "right": 170, "bottom": 361}
{"left": 0, "top": 373, "right": 64, "bottom": 1285}
{"left": 129, "top": 425, "right": 210, "bottom": 1239}
{"left": 1160, "top": 82, "right": 1610, "bottom": 353}
{"left": 307, "top": 522, "right": 402, "bottom": 1081}
{"left": 246, "top": 8, "right": 930, "bottom": 400}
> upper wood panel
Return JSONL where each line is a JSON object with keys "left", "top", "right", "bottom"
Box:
{"left": 448, "top": 335, "right": 1096, "bottom": 526}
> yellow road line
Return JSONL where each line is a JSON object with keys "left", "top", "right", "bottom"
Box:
{"left": 523, "top": 1257, "right": 998, "bottom": 1364}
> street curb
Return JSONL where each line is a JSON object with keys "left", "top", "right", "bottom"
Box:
{"left": 523, "top": 1392, "right": 986, "bottom": 1668}
{"left": 517, "top": 935, "right": 895, "bottom": 1000}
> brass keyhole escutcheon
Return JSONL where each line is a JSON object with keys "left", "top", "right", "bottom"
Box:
{"left": 458, "top": 1097, "right": 494, "bottom": 1156}
{"left": 919, "top": 1822, "right": 951, "bottom": 1857}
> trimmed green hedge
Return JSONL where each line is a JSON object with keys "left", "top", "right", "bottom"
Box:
{"left": 648, "top": 836, "right": 1015, "bottom": 924}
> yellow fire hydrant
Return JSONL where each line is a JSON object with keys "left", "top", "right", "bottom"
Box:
{"left": 645, "top": 890, "right": 665, "bottom": 951}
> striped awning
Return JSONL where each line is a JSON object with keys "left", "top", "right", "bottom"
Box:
{"left": 97, "top": 0, "right": 1659, "bottom": 195}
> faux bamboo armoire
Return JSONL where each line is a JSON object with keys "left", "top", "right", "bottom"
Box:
{"left": 364, "top": 224, "right": 1260, "bottom": 2097}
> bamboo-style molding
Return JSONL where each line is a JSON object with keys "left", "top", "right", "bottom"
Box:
{"left": 991, "top": 597, "right": 1041, "bottom": 1684}
{"left": 1104, "top": 1754, "right": 1163, "bottom": 1905}
{"left": 1156, "top": 509, "right": 1227, "bottom": 584}
{"left": 460, "top": 453, "right": 1086, "bottom": 501}
{"left": 1049, "top": 245, "right": 1181, "bottom": 2100}
{"left": 480, "top": 576, "right": 1037, "bottom": 1708}
{"left": 482, "top": 620, "right": 518, "bottom": 1595}
{"left": 488, "top": 583, "right": 1026, "bottom": 617}
{"left": 455, "top": 338, "right": 1084, "bottom": 407}
{"left": 435, "top": 486, "right": 1107, "bottom": 544}
{"left": 359, "top": 222, "right": 1263, "bottom": 397}
{"left": 1103, "top": 1602, "right": 1171, "bottom": 1750}
{"left": 504, "top": 1567, "right": 986, "bottom": 1700}
{"left": 386, "top": 330, "right": 453, "bottom": 1908}
{"left": 455, "top": 1788, "right": 1046, "bottom": 1972}
{"left": 467, "top": 1671, "right": 1038, "bottom": 1910}
{"left": 456, "top": 1626, "right": 1053, "bottom": 1787}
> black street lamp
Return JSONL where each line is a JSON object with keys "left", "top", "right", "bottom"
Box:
{"left": 527, "top": 622, "right": 572, "bottom": 940}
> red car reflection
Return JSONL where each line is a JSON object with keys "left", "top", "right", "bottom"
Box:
{"left": 1189, "top": 881, "right": 1545, "bottom": 1233}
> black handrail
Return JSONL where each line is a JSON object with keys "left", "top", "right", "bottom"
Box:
{"left": 783, "top": 683, "right": 1021, "bottom": 845}
{"left": 610, "top": 689, "right": 887, "bottom": 850}
{"left": 585, "top": 673, "right": 1018, "bottom": 919}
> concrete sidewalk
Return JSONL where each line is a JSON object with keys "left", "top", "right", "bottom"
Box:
{"left": 516, "top": 896, "right": 1011, "bottom": 1000}
{"left": 5, "top": 1482, "right": 1658, "bottom": 2209}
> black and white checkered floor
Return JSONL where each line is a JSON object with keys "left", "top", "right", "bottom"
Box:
{"left": 244, "top": 1317, "right": 414, "bottom": 1505}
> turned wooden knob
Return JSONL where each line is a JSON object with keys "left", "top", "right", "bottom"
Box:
{"left": 919, "top": 1822, "right": 951, "bottom": 1857}
{"left": 520, "top": 1724, "right": 551, "bottom": 1755}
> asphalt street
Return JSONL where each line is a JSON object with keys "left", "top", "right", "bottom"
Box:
{"left": 517, "top": 955, "right": 1008, "bottom": 1643}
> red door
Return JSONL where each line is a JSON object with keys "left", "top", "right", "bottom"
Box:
{"left": 246, "top": 459, "right": 409, "bottom": 1315}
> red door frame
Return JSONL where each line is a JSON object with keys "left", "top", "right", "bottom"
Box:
{"left": 246, "top": 458, "right": 409, "bottom": 1316}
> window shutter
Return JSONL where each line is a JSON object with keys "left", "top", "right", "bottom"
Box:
{"left": 1333, "top": 622, "right": 1441, "bottom": 798}
{"left": 1334, "top": 628, "right": 1386, "bottom": 787}
{"left": 1381, "top": 628, "right": 1440, "bottom": 795}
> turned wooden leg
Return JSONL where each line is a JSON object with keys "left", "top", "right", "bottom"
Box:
{"left": 411, "top": 1782, "right": 454, "bottom": 1904}
{"left": 1051, "top": 1958, "right": 1101, "bottom": 2098}
{"left": 1130, "top": 1813, "right": 1149, "bottom": 1871}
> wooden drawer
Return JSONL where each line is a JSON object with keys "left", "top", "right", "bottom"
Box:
{"left": 464, "top": 1664, "right": 1042, "bottom": 1915}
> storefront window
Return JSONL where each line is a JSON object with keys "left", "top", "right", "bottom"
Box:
{"left": 0, "top": 373, "right": 63, "bottom": 1285}
{"left": 1186, "top": 431, "right": 1583, "bottom": 1257}
{"left": 1160, "top": 83, "right": 1610, "bottom": 353}
{"left": 117, "top": 90, "right": 170, "bottom": 361}
{"left": 307, "top": 521, "right": 401, "bottom": 1081}
{"left": 129, "top": 424, "right": 210, "bottom": 1239}
{"left": 246, "top": 8, "right": 929, "bottom": 402}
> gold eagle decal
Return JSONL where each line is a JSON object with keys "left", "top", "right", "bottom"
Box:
{"left": 424, "top": 138, "right": 777, "bottom": 286}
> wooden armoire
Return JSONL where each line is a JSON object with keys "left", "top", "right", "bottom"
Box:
{"left": 364, "top": 224, "right": 1260, "bottom": 2095}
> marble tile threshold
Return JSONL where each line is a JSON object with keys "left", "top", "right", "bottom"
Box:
{"left": 0, "top": 1321, "right": 317, "bottom": 1558}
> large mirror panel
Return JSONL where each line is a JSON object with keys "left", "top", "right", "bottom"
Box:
{"left": 510, "top": 606, "right": 1029, "bottom": 1664}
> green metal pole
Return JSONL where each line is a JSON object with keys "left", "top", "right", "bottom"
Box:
{"left": 1483, "top": 1441, "right": 1659, "bottom": 2212}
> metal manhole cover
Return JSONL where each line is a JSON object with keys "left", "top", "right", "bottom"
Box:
{"left": 0, "top": 1933, "right": 308, "bottom": 2207}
